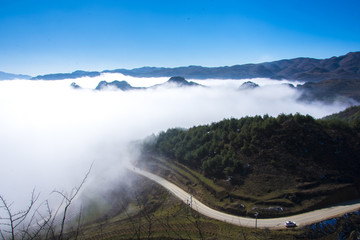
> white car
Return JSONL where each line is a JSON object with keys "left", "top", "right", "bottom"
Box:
{"left": 285, "top": 221, "right": 297, "bottom": 227}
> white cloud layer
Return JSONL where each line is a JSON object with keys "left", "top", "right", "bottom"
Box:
{"left": 0, "top": 73, "right": 350, "bottom": 210}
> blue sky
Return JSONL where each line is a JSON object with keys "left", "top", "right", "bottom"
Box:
{"left": 0, "top": 0, "right": 359, "bottom": 75}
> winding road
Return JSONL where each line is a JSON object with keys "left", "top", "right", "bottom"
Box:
{"left": 128, "top": 165, "right": 360, "bottom": 229}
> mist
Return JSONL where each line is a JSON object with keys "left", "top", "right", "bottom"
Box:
{"left": 0, "top": 73, "right": 351, "bottom": 211}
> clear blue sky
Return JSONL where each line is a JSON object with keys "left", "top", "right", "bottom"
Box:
{"left": 1, "top": 0, "right": 359, "bottom": 76}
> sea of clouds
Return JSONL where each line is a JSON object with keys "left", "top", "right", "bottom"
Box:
{"left": 0, "top": 73, "right": 350, "bottom": 212}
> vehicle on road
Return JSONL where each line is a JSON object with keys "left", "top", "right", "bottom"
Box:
{"left": 285, "top": 221, "right": 297, "bottom": 228}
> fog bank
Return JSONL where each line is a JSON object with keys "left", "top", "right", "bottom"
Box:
{"left": 0, "top": 73, "right": 350, "bottom": 210}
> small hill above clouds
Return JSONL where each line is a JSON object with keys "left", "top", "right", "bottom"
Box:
{"left": 95, "top": 80, "right": 144, "bottom": 91}
{"left": 86, "top": 75, "right": 359, "bottom": 105}
{"left": 150, "top": 76, "right": 203, "bottom": 88}
{"left": 70, "top": 82, "right": 81, "bottom": 89}
{"left": 94, "top": 77, "right": 202, "bottom": 91}
{"left": 0, "top": 71, "right": 31, "bottom": 80}
{"left": 238, "top": 81, "right": 259, "bottom": 90}
{"left": 167, "top": 76, "right": 198, "bottom": 86}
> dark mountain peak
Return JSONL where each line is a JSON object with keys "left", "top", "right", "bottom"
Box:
{"left": 344, "top": 51, "right": 360, "bottom": 58}
{"left": 166, "top": 76, "right": 201, "bottom": 87}
{"left": 95, "top": 80, "right": 141, "bottom": 91}
{"left": 95, "top": 80, "right": 131, "bottom": 90}
{"left": 149, "top": 76, "right": 202, "bottom": 89}
{"left": 168, "top": 76, "right": 187, "bottom": 84}
{"left": 70, "top": 82, "right": 81, "bottom": 89}
{"left": 238, "top": 81, "right": 259, "bottom": 90}
{"left": 339, "top": 51, "right": 360, "bottom": 66}
{"left": 95, "top": 81, "right": 108, "bottom": 90}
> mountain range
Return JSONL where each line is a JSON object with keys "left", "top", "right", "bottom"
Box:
{"left": 0, "top": 71, "right": 31, "bottom": 80}
{"left": 32, "top": 70, "right": 100, "bottom": 80}
{"left": 31, "top": 51, "right": 360, "bottom": 81}
{"left": 2, "top": 51, "right": 360, "bottom": 103}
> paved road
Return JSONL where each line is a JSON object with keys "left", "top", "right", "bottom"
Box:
{"left": 128, "top": 165, "right": 360, "bottom": 229}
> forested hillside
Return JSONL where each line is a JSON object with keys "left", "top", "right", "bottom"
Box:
{"left": 141, "top": 112, "right": 360, "bottom": 216}
{"left": 323, "top": 105, "right": 360, "bottom": 123}
{"left": 145, "top": 114, "right": 360, "bottom": 180}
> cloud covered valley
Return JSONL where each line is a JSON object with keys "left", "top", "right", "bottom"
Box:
{"left": 0, "top": 73, "right": 352, "bottom": 212}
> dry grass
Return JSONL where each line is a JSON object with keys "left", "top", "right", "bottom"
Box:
{"left": 74, "top": 172, "right": 304, "bottom": 240}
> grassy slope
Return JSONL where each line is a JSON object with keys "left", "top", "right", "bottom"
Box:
{"left": 138, "top": 155, "right": 358, "bottom": 219}
{"left": 75, "top": 168, "right": 359, "bottom": 239}
{"left": 75, "top": 171, "right": 303, "bottom": 240}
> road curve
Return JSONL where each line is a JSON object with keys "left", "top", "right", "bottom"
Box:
{"left": 128, "top": 165, "right": 360, "bottom": 229}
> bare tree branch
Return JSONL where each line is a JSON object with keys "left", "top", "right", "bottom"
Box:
{"left": 0, "top": 229, "right": 6, "bottom": 240}
{"left": 0, "top": 190, "right": 39, "bottom": 240}
{"left": 0, "top": 162, "right": 92, "bottom": 240}
{"left": 54, "top": 163, "right": 92, "bottom": 240}
{"left": 22, "top": 200, "right": 53, "bottom": 240}
{"left": 13, "top": 190, "right": 40, "bottom": 229}
{"left": 45, "top": 198, "right": 64, "bottom": 240}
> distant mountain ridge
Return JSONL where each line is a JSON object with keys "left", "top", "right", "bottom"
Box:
{"left": 107, "top": 52, "right": 360, "bottom": 81}
{"left": 0, "top": 71, "right": 31, "bottom": 80}
{"left": 32, "top": 70, "right": 100, "bottom": 80}
{"left": 32, "top": 52, "right": 360, "bottom": 81}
